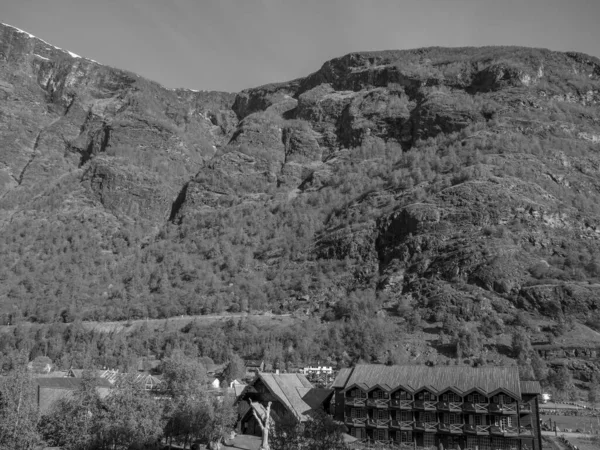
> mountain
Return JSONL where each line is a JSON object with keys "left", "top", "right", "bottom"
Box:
{"left": 2, "top": 22, "right": 600, "bottom": 362}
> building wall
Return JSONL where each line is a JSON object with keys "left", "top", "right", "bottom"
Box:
{"left": 335, "top": 387, "right": 541, "bottom": 450}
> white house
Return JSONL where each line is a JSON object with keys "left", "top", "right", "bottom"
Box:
{"left": 210, "top": 378, "right": 220, "bottom": 389}
{"left": 300, "top": 366, "right": 333, "bottom": 375}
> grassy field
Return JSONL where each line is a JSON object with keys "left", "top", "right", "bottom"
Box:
{"left": 540, "top": 414, "right": 600, "bottom": 434}
{"left": 570, "top": 436, "right": 599, "bottom": 450}
{"left": 81, "top": 312, "right": 301, "bottom": 334}
{"left": 0, "top": 312, "right": 304, "bottom": 335}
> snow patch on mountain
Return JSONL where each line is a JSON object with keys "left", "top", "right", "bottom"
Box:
{"left": 2, "top": 23, "right": 98, "bottom": 63}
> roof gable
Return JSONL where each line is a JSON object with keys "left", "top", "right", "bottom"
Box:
{"left": 333, "top": 365, "right": 523, "bottom": 399}
{"left": 254, "top": 373, "right": 332, "bottom": 421}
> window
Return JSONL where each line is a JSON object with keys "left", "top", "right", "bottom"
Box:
{"left": 399, "top": 411, "right": 412, "bottom": 421}
{"left": 423, "top": 433, "right": 435, "bottom": 447}
{"left": 467, "top": 394, "right": 473, "bottom": 402}
{"left": 377, "top": 410, "right": 388, "bottom": 420}
{"left": 444, "top": 392, "right": 460, "bottom": 402}
{"left": 375, "top": 429, "right": 387, "bottom": 441}
{"left": 351, "top": 427, "right": 366, "bottom": 439}
{"left": 492, "top": 437, "right": 505, "bottom": 449}
{"left": 478, "top": 437, "right": 491, "bottom": 450}
{"left": 421, "top": 412, "right": 435, "bottom": 422}
{"left": 351, "top": 389, "right": 365, "bottom": 398}
{"left": 399, "top": 431, "right": 413, "bottom": 443}
{"left": 396, "top": 390, "right": 409, "bottom": 399}
{"left": 467, "top": 437, "right": 478, "bottom": 449}
{"left": 422, "top": 391, "right": 436, "bottom": 401}
{"left": 373, "top": 390, "right": 388, "bottom": 399}
{"left": 351, "top": 408, "right": 365, "bottom": 419}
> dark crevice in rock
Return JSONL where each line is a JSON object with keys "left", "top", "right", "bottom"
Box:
{"left": 79, "top": 124, "right": 111, "bottom": 167}
{"left": 168, "top": 182, "right": 189, "bottom": 224}
{"left": 63, "top": 94, "right": 76, "bottom": 116}
{"left": 17, "top": 131, "right": 43, "bottom": 185}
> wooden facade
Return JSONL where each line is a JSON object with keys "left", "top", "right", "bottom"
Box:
{"left": 332, "top": 365, "right": 542, "bottom": 450}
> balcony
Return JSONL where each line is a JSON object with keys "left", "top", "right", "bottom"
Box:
{"left": 519, "top": 427, "right": 534, "bottom": 437}
{"left": 413, "top": 400, "right": 437, "bottom": 411}
{"left": 465, "top": 424, "right": 491, "bottom": 435}
{"left": 398, "top": 444, "right": 416, "bottom": 450}
{"left": 437, "top": 401, "right": 463, "bottom": 412}
{"left": 519, "top": 403, "right": 532, "bottom": 414}
{"left": 345, "top": 397, "right": 366, "bottom": 407}
{"left": 390, "top": 399, "right": 413, "bottom": 409}
{"left": 490, "top": 425, "right": 519, "bottom": 437}
{"left": 367, "top": 398, "right": 390, "bottom": 408}
{"left": 344, "top": 416, "right": 367, "bottom": 427}
{"left": 391, "top": 420, "right": 414, "bottom": 430}
{"left": 438, "top": 423, "right": 464, "bottom": 434}
{"left": 414, "top": 421, "right": 438, "bottom": 432}
{"left": 488, "top": 403, "right": 517, "bottom": 414}
{"left": 367, "top": 418, "right": 391, "bottom": 429}
{"left": 463, "top": 402, "right": 488, "bottom": 414}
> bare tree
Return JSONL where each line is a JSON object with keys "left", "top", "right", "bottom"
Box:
{"left": 251, "top": 401, "right": 272, "bottom": 450}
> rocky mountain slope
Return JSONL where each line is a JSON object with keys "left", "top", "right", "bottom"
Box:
{"left": 2, "top": 22, "right": 600, "bottom": 366}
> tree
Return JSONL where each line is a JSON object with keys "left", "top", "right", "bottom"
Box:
{"left": 251, "top": 401, "right": 271, "bottom": 450}
{"left": 530, "top": 352, "right": 548, "bottom": 382}
{"left": 38, "top": 372, "right": 103, "bottom": 449}
{"left": 547, "top": 366, "right": 573, "bottom": 397}
{"left": 222, "top": 353, "right": 246, "bottom": 384}
{"left": 512, "top": 328, "right": 533, "bottom": 359}
{"left": 271, "top": 410, "right": 348, "bottom": 450}
{"left": 160, "top": 352, "right": 208, "bottom": 448}
{"left": 588, "top": 373, "right": 600, "bottom": 409}
{"left": 0, "top": 358, "right": 41, "bottom": 450}
{"left": 95, "top": 375, "right": 165, "bottom": 449}
{"left": 196, "top": 394, "right": 237, "bottom": 450}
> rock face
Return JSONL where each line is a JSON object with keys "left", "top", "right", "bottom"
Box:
{"left": 3, "top": 22, "right": 600, "bottom": 350}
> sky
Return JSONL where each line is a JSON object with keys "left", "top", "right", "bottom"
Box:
{"left": 2, "top": 0, "right": 599, "bottom": 92}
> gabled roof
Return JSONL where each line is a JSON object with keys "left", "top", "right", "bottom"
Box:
{"left": 234, "top": 383, "right": 247, "bottom": 398}
{"left": 331, "top": 368, "right": 352, "bottom": 388}
{"left": 254, "top": 373, "right": 333, "bottom": 421}
{"left": 332, "top": 365, "right": 524, "bottom": 399}
{"left": 245, "top": 360, "right": 264, "bottom": 367}
{"left": 520, "top": 381, "right": 542, "bottom": 395}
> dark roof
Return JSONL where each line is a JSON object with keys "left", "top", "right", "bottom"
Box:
{"left": 520, "top": 381, "right": 542, "bottom": 394}
{"left": 334, "top": 365, "right": 524, "bottom": 398}
{"left": 36, "top": 377, "right": 112, "bottom": 389}
{"left": 255, "top": 373, "right": 333, "bottom": 421}
{"left": 331, "top": 368, "right": 352, "bottom": 388}
{"left": 245, "top": 360, "right": 264, "bottom": 367}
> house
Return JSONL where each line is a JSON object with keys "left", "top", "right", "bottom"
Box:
{"left": 230, "top": 380, "right": 246, "bottom": 398}
{"left": 66, "top": 368, "right": 119, "bottom": 384}
{"left": 35, "top": 377, "right": 112, "bottom": 414}
{"left": 133, "top": 373, "right": 162, "bottom": 391}
{"left": 28, "top": 356, "right": 53, "bottom": 374}
{"left": 238, "top": 372, "right": 333, "bottom": 435}
{"left": 65, "top": 368, "right": 161, "bottom": 390}
{"left": 210, "top": 378, "right": 221, "bottom": 389}
{"left": 137, "top": 357, "right": 161, "bottom": 373}
{"left": 301, "top": 366, "right": 334, "bottom": 375}
{"left": 206, "top": 363, "right": 226, "bottom": 378}
{"left": 245, "top": 360, "right": 265, "bottom": 373}
{"left": 331, "top": 364, "right": 542, "bottom": 450}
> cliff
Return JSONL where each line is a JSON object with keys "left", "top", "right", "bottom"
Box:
{"left": 2, "top": 23, "right": 600, "bottom": 375}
